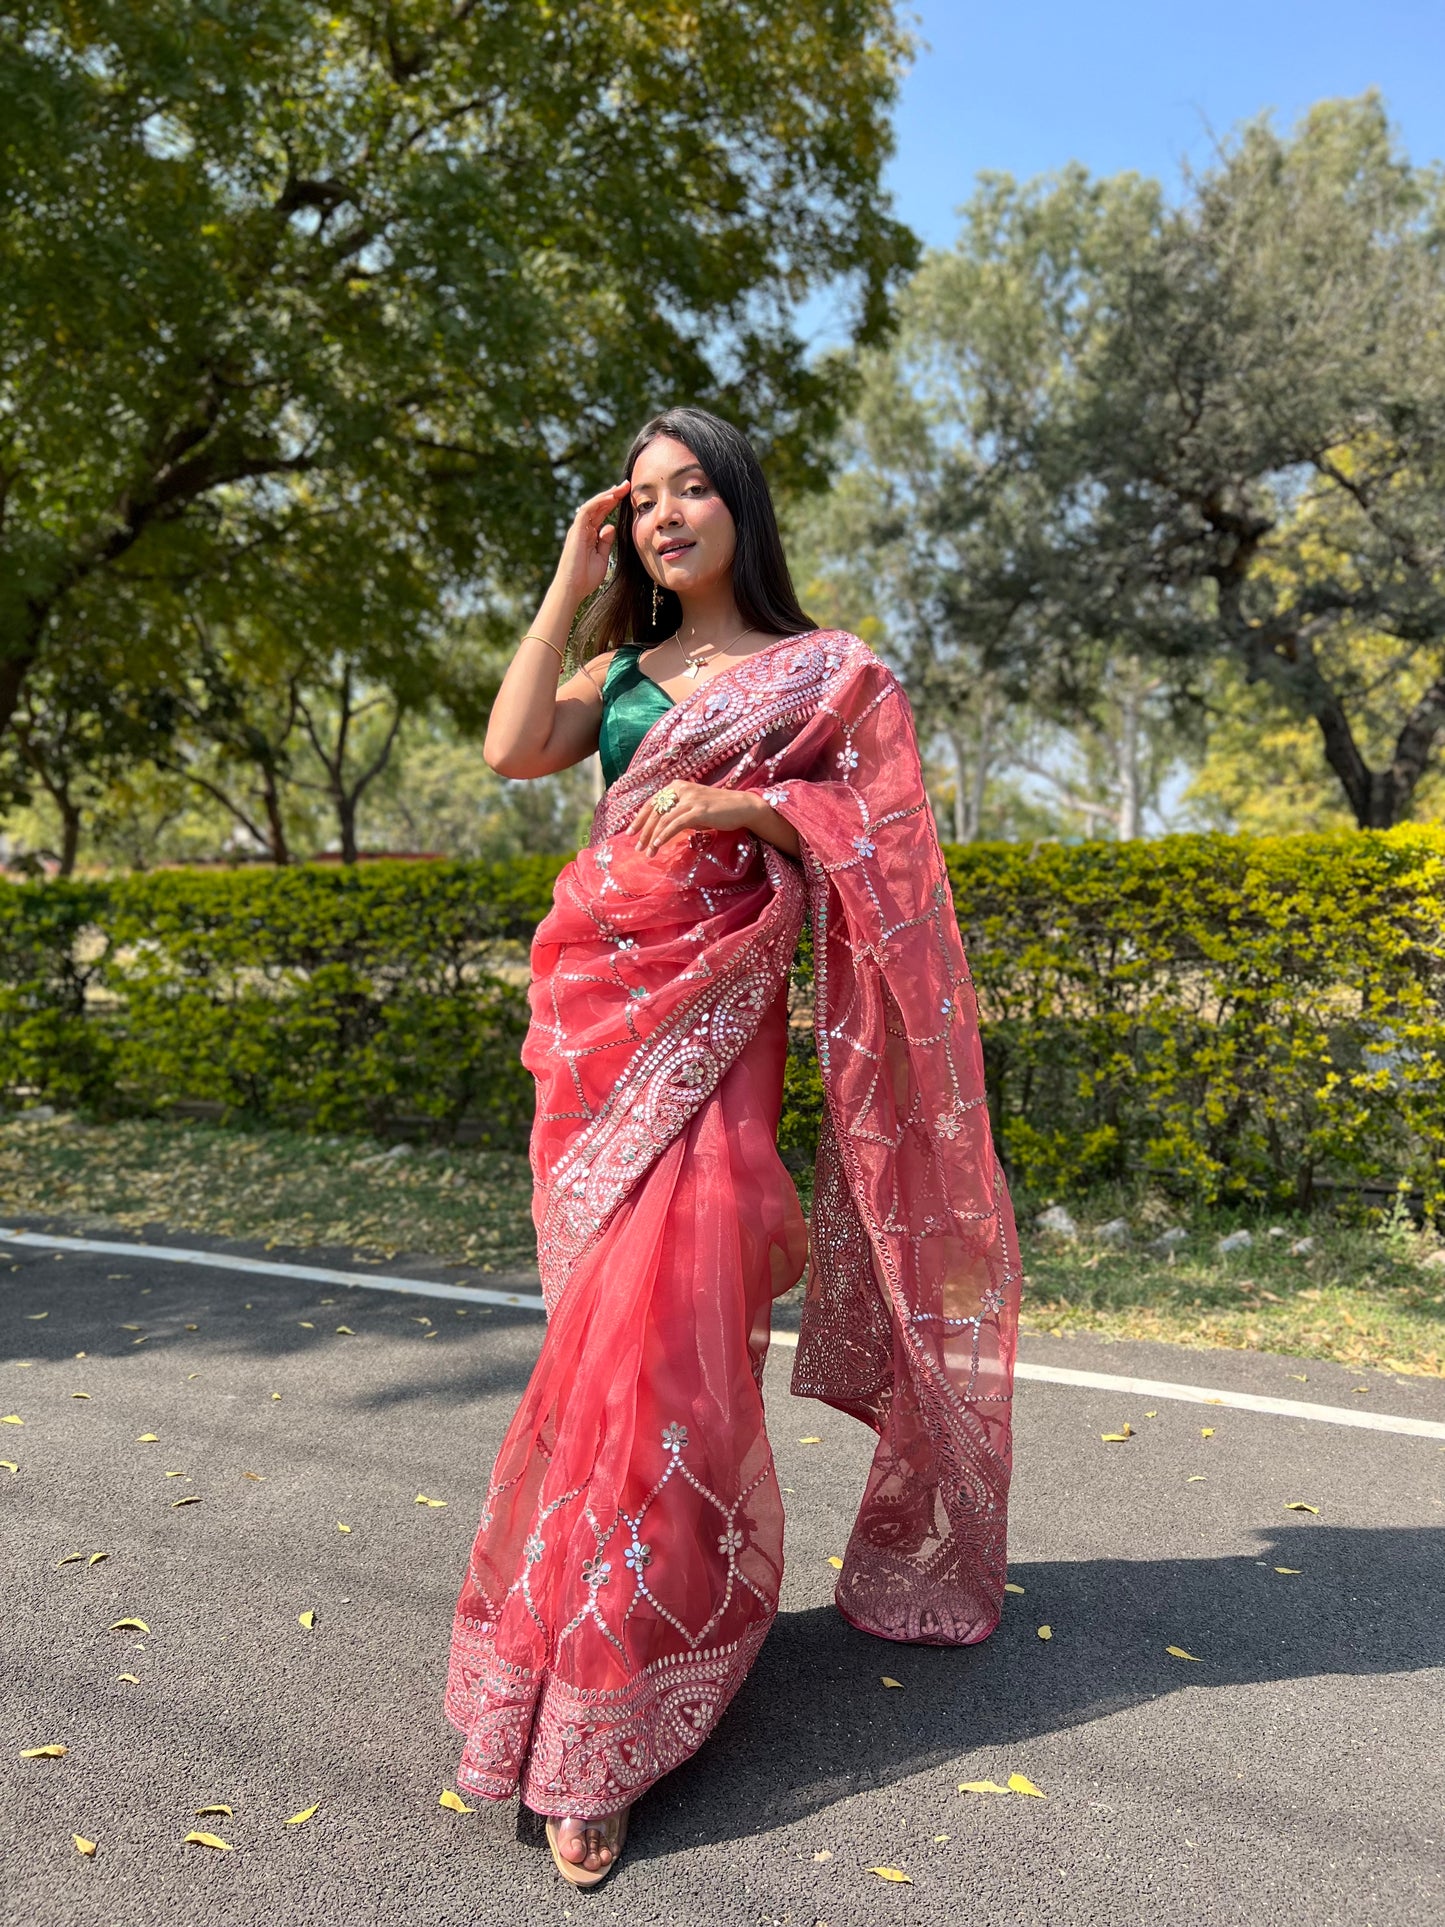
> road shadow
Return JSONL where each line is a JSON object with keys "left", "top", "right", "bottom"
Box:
{"left": 639, "top": 1525, "right": 1445, "bottom": 1852}
{"left": 0, "top": 1241, "right": 543, "bottom": 1405}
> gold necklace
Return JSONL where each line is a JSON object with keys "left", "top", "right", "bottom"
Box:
{"left": 672, "top": 624, "right": 755, "bottom": 680}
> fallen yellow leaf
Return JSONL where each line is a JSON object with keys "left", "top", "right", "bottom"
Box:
{"left": 1284, "top": 1502, "right": 1319, "bottom": 1514}
{"left": 798, "top": 1436, "right": 823, "bottom": 1444}
{"left": 20, "top": 1743, "right": 67, "bottom": 1757}
{"left": 242, "top": 1470, "right": 266, "bottom": 1481}
{"left": 1274, "top": 1567, "right": 1302, "bottom": 1575}
{"left": 1, "top": 1460, "right": 16, "bottom": 1473}
{"left": 2, "top": 1415, "right": 24, "bottom": 1425}
{"left": 415, "top": 1494, "right": 448, "bottom": 1508}
{"left": 826, "top": 1555, "right": 843, "bottom": 1569}
{"left": 298, "top": 1610, "right": 316, "bottom": 1629}
{"left": 1186, "top": 1475, "right": 1207, "bottom": 1482}
{"left": 1144, "top": 1410, "right": 1157, "bottom": 1418}
{"left": 171, "top": 1495, "right": 201, "bottom": 1507}
{"left": 71, "top": 1392, "right": 91, "bottom": 1400}
{"left": 115, "top": 1674, "right": 139, "bottom": 1684}
{"left": 1101, "top": 1432, "right": 1132, "bottom": 1443}
{"left": 136, "top": 1434, "right": 159, "bottom": 1443}
{"left": 183, "top": 1831, "right": 233, "bottom": 1851}
{"left": 335, "top": 1326, "right": 356, "bottom": 1335}
{"left": 1003, "top": 1582, "right": 1025, "bottom": 1595}
{"left": 869, "top": 1868, "right": 912, "bottom": 1883}
{"left": 337, "top": 1523, "right": 352, "bottom": 1533}
{"left": 165, "top": 1470, "right": 185, "bottom": 1478}
{"left": 1166, "top": 1645, "right": 1202, "bottom": 1661}
{"left": 1200, "top": 1428, "right": 1214, "bottom": 1438}
{"left": 933, "top": 1833, "right": 950, "bottom": 1842}
{"left": 298, "top": 1322, "right": 315, "bottom": 1329}
{"left": 73, "top": 1835, "right": 96, "bottom": 1856}
{"left": 958, "top": 1780, "right": 1010, "bottom": 1794}
{"left": 1037, "top": 1625, "right": 1052, "bottom": 1640}
{"left": 27, "top": 1311, "right": 48, "bottom": 1319}
{"left": 120, "top": 1324, "right": 140, "bottom": 1332}
{"left": 109, "top": 1618, "right": 149, "bottom": 1632}
{"left": 194, "top": 1805, "right": 232, "bottom": 1818}
{"left": 439, "top": 1789, "right": 472, "bottom": 1813}
{"left": 285, "top": 1804, "right": 320, "bottom": 1825}
{"left": 880, "top": 1676, "right": 903, "bottom": 1689}
{"left": 1008, "top": 1773, "right": 1046, "bottom": 1798}
{"left": 57, "top": 1552, "right": 85, "bottom": 1566}
{"left": 272, "top": 1393, "right": 281, "bottom": 1401}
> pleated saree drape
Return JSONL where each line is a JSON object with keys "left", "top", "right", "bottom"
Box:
{"left": 445, "top": 630, "right": 1023, "bottom": 1818}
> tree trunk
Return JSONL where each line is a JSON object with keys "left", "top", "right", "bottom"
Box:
{"left": 260, "top": 764, "right": 291, "bottom": 865}
{"left": 337, "top": 788, "right": 359, "bottom": 864}
{"left": 57, "top": 797, "right": 81, "bottom": 877}
{"left": 1116, "top": 665, "right": 1142, "bottom": 841}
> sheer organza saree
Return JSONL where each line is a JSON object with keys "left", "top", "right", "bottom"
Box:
{"left": 445, "top": 631, "right": 1022, "bottom": 1818}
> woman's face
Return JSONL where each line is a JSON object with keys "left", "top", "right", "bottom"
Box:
{"left": 628, "top": 435, "right": 737, "bottom": 602}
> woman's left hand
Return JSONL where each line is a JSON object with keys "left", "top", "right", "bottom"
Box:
{"left": 628, "top": 781, "right": 761, "bottom": 855}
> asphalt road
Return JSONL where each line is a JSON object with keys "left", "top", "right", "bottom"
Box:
{"left": 3, "top": 1223, "right": 1442, "bottom": 1927}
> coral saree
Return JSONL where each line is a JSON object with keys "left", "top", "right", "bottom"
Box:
{"left": 445, "top": 630, "right": 1022, "bottom": 1817}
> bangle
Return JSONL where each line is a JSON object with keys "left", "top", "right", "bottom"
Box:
{"left": 520, "top": 632, "right": 566, "bottom": 663}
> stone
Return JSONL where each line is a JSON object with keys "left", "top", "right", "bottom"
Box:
{"left": 1288, "top": 1236, "right": 1315, "bottom": 1257}
{"left": 1216, "top": 1229, "right": 1254, "bottom": 1254}
{"left": 1149, "top": 1226, "right": 1188, "bottom": 1251}
{"left": 1094, "top": 1217, "right": 1130, "bottom": 1245}
{"left": 1034, "top": 1205, "right": 1078, "bottom": 1239}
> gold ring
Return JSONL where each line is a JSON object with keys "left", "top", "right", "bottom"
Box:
{"left": 652, "top": 788, "right": 679, "bottom": 814}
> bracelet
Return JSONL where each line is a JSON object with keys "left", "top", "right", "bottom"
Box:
{"left": 520, "top": 632, "right": 566, "bottom": 663}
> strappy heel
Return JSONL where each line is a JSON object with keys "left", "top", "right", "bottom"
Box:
{"left": 545, "top": 1807, "right": 630, "bottom": 1887}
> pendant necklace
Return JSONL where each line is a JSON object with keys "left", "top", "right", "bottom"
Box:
{"left": 674, "top": 624, "right": 754, "bottom": 680}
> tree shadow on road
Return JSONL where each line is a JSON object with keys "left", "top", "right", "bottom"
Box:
{"left": 645, "top": 1525, "right": 1445, "bottom": 1852}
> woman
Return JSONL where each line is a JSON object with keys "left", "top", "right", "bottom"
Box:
{"left": 445, "top": 407, "right": 1022, "bottom": 1887}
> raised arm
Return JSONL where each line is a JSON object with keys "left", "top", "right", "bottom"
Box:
{"left": 484, "top": 481, "right": 630, "bottom": 778}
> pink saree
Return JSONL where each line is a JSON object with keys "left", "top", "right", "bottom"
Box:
{"left": 445, "top": 630, "right": 1022, "bottom": 1817}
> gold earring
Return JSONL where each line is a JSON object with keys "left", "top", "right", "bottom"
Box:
{"left": 651, "top": 580, "right": 662, "bottom": 623}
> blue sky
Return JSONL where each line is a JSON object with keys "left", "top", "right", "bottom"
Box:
{"left": 884, "top": 0, "right": 1444, "bottom": 253}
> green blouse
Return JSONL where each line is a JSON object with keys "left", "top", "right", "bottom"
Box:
{"left": 597, "top": 645, "right": 676, "bottom": 788}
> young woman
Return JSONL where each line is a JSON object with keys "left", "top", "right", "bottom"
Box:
{"left": 444, "top": 407, "right": 1022, "bottom": 1887}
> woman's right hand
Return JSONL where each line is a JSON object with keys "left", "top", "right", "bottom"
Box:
{"left": 553, "top": 480, "right": 632, "bottom": 606}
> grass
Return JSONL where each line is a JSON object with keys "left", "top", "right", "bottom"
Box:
{"left": 1013, "top": 1183, "right": 1445, "bottom": 1377}
{"left": 0, "top": 1112, "right": 538, "bottom": 1274}
{"left": 2, "top": 1113, "right": 1442, "bottom": 1376}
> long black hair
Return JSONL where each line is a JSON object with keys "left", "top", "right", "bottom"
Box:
{"left": 575, "top": 407, "right": 815, "bottom": 660}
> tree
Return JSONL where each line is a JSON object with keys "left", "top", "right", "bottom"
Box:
{"left": 0, "top": 0, "right": 916, "bottom": 759}
{"left": 923, "top": 96, "right": 1445, "bottom": 828}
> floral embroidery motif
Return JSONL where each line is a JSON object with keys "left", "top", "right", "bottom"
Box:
{"left": 716, "top": 1527, "right": 744, "bottom": 1556}
{"left": 662, "top": 1422, "right": 688, "bottom": 1451}
{"left": 852, "top": 834, "right": 876, "bottom": 858}
{"left": 836, "top": 746, "right": 859, "bottom": 771}
{"left": 524, "top": 1533, "right": 545, "bottom": 1564}
{"left": 624, "top": 1541, "right": 652, "bottom": 1571}
{"left": 581, "top": 1556, "right": 611, "bottom": 1588}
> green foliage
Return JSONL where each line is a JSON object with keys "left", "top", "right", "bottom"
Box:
{"left": 0, "top": 0, "right": 916, "bottom": 763}
{"left": 882, "top": 97, "right": 1445, "bottom": 829}
{"left": 3, "top": 833, "right": 1444, "bottom": 1216}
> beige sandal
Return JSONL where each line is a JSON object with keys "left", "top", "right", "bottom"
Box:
{"left": 545, "top": 1807, "right": 630, "bottom": 1887}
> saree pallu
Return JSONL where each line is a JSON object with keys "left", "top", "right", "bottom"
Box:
{"left": 445, "top": 630, "right": 1023, "bottom": 1817}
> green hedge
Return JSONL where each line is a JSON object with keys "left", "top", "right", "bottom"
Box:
{"left": 3, "top": 829, "right": 1444, "bottom": 1212}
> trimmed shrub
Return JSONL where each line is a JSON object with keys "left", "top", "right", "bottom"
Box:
{"left": 1, "top": 829, "right": 1443, "bottom": 1211}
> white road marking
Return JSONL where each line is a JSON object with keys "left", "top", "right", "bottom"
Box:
{"left": 4, "top": 1226, "right": 1442, "bottom": 1439}
{"left": 0, "top": 1226, "right": 546, "bottom": 1313}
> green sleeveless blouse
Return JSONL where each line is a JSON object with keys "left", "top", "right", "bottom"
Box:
{"left": 597, "top": 645, "right": 675, "bottom": 788}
